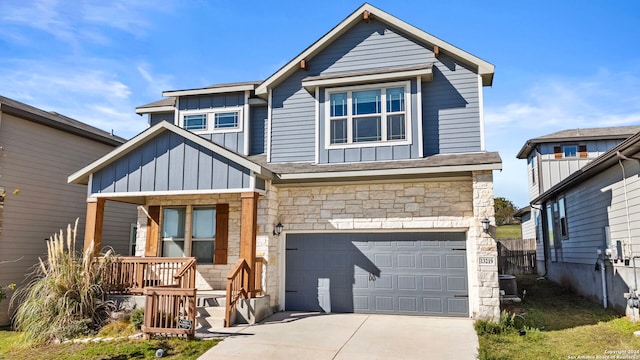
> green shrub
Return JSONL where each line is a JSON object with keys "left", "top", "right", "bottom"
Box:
{"left": 10, "top": 220, "right": 116, "bottom": 344}
{"left": 130, "top": 308, "right": 144, "bottom": 330}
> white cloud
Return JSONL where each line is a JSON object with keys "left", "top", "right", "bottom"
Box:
{"left": 136, "top": 63, "right": 174, "bottom": 97}
{"left": 485, "top": 69, "right": 640, "bottom": 208}
{"left": 0, "top": 0, "right": 175, "bottom": 47}
{"left": 0, "top": 61, "right": 146, "bottom": 138}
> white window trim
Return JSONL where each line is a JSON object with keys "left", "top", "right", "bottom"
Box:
{"left": 178, "top": 107, "right": 244, "bottom": 134}
{"left": 324, "top": 81, "right": 412, "bottom": 150}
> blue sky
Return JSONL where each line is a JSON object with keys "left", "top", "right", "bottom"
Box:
{"left": 1, "top": 0, "right": 640, "bottom": 208}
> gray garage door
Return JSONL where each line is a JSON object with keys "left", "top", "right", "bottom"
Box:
{"left": 285, "top": 232, "right": 468, "bottom": 317}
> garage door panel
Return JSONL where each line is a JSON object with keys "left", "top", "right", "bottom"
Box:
{"left": 445, "top": 254, "right": 466, "bottom": 269}
{"left": 397, "top": 253, "right": 417, "bottom": 268}
{"left": 397, "top": 275, "right": 417, "bottom": 290}
{"left": 374, "top": 253, "right": 393, "bottom": 267}
{"left": 375, "top": 296, "right": 394, "bottom": 311}
{"left": 424, "top": 298, "right": 444, "bottom": 313}
{"left": 285, "top": 232, "right": 468, "bottom": 317}
{"left": 447, "top": 299, "right": 469, "bottom": 315}
{"left": 422, "top": 255, "right": 442, "bottom": 269}
{"left": 399, "top": 297, "right": 418, "bottom": 312}
{"left": 447, "top": 276, "right": 468, "bottom": 292}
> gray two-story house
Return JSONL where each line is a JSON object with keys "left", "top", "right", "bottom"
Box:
{"left": 69, "top": 3, "right": 502, "bottom": 320}
{"left": 517, "top": 126, "right": 640, "bottom": 313}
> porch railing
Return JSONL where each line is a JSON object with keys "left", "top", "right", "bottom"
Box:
{"left": 224, "top": 257, "right": 267, "bottom": 327}
{"left": 104, "top": 256, "right": 197, "bottom": 338}
{"left": 142, "top": 287, "right": 197, "bottom": 338}
{"left": 104, "top": 257, "right": 196, "bottom": 295}
{"left": 225, "top": 259, "right": 250, "bottom": 327}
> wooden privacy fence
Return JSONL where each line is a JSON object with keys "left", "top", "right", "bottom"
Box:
{"left": 497, "top": 238, "right": 536, "bottom": 275}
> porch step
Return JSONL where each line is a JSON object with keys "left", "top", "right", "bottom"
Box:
{"left": 196, "top": 290, "right": 226, "bottom": 307}
{"left": 194, "top": 306, "right": 230, "bottom": 338}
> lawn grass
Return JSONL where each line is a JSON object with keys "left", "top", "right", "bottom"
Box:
{"left": 496, "top": 224, "right": 522, "bottom": 239}
{"left": 0, "top": 326, "right": 219, "bottom": 360}
{"left": 478, "top": 275, "right": 640, "bottom": 359}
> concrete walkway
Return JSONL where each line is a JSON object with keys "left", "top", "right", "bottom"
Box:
{"left": 198, "top": 312, "right": 479, "bottom": 360}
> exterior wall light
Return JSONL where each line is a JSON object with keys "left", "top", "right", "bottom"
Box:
{"left": 481, "top": 217, "right": 490, "bottom": 233}
{"left": 273, "top": 222, "right": 283, "bottom": 236}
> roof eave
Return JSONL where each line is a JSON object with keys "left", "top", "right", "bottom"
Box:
{"left": 0, "top": 102, "right": 124, "bottom": 146}
{"left": 162, "top": 83, "right": 257, "bottom": 97}
{"left": 255, "top": 3, "right": 495, "bottom": 96}
{"left": 68, "top": 121, "right": 272, "bottom": 185}
{"left": 531, "top": 131, "right": 640, "bottom": 205}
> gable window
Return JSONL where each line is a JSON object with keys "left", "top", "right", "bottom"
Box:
{"left": 162, "top": 206, "right": 217, "bottom": 264}
{"left": 179, "top": 107, "right": 243, "bottom": 134}
{"left": 326, "top": 81, "right": 410, "bottom": 148}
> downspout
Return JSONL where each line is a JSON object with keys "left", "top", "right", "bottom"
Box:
{"left": 618, "top": 155, "right": 637, "bottom": 292}
{"left": 597, "top": 249, "right": 608, "bottom": 308}
{"left": 617, "top": 153, "right": 639, "bottom": 321}
{"left": 537, "top": 203, "right": 549, "bottom": 277}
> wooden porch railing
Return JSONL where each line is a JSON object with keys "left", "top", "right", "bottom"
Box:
{"left": 142, "top": 287, "right": 197, "bottom": 338}
{"left": 104, "top": 257, "right": 196, "bottom": 295}
{"left": 225, "top": 259, "right": 250, "bottom": 327}
{"left": 254, "top": 256, "right": 267, "bottom": 296}
{"left": 103, "top": 256, "right": 198, "bottom": 337}
{"left": 224, "top": 257, "right": 267, "bottom": 327}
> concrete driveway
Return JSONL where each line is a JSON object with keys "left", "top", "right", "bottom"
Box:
{"left": 198, "top": 312, "right": 479, "bottom": 360}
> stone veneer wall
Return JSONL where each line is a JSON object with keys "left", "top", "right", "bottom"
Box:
{"left": 261, "top": 171, "right": 499, "bottom": 320}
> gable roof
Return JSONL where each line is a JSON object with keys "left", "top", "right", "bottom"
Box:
{"left": 68, "top": 121, "right": 272, "bottom": 185}
{"left": 517, "top": 126, "right": 640, "bottom": 159}
{"left": 255, "top": 3, "right": 495, "bottom": 97}
{"left": 0, "top": 95, "right": 125, "bottom": 146}
{"left": 531, "top": 130, "right": 640, "bottom": 205}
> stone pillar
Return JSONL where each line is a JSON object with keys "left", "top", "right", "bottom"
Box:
{"left": 472, "top": 170, "right": 500, "bottom": 321}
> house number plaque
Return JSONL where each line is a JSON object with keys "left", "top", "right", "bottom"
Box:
{"left": 479, "top": 257, "right": 495, "bottom": 265}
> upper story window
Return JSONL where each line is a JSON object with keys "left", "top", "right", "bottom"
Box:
{"left": 563, "top": 145, "right": 577, "bottom": 158}
{"left": 179, "top": 107, "right": 243, "bottom": 134}
{"left": 325, "top": 81, "right": 411, "bottom": 148}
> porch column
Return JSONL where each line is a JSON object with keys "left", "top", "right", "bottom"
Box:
{"left": 84, "top": 197, "right": 105, "bottom": 254}
{"left": 240, "top": 191, "right": 259, "bottom": 297}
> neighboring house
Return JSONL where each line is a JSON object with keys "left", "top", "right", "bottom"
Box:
{"left": 524, "top": 131, "right": 640, "bottom": 314}
{"left": 0, "top": 96, "right": 138, "bottom": 325}
{"left": 516, "top": 126, "right": 640, "bottom": 272}
{"left": 69, "top": 4, "right": 502, "bottom": 320}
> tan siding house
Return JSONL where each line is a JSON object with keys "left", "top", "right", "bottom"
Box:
{"left": 0, "top": 96, "right": 137, "bottom": 325}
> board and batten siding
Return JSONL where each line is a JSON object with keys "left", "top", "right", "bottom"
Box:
{"left": 150, "top": 112, "right": 175, "bottom": 127}
{"left": 557, "top": 157, "right": 640, "bottom": 264}
{"left": 270, "top": 19, "right": 482, "bottom": 163}
{"left": 0, "top": 113, "right": 136, "bottom": 325}
{"left": 91, "top": 131, "right": 251, "bottom": 194}
{"left": 538, "top": 140, "right": 625, "bottom": 193}
{"left": 178, "top": 93, "right": 246, "bottom": 154}
{"left": 250, "top": 106, "right": 267, "bottom": 155}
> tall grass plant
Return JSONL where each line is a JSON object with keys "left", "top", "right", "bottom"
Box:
{"left": 10, "top": 219, "right": 115, "bottom": 344}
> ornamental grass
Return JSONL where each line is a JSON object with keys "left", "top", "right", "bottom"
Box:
{"left": 10, "top": 219, "right": 115, "bottom": 344}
